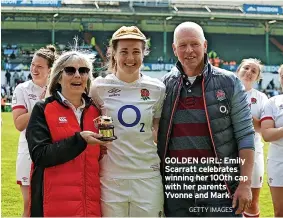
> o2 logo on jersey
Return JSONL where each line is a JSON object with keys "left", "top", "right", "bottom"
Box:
{"left": 118, "top": 105, "right": 145, "bottom": 132}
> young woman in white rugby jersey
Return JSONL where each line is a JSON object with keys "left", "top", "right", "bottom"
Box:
{"left": 236, "top": 58, "right": 268, "bottom": 218}
{"left": 261, "top": 64, "right": 283, "bottom": 217}
{"left": 91, "top": 26, "right": 166, "bottom": 217}
{"left": 12, "top": 45, "right": 57, "bottom": 217}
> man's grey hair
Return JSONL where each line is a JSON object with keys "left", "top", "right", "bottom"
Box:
{"left": 173, "top": 22, "right": 206, "bottom": 43}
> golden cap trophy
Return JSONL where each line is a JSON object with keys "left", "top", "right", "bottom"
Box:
{"left": 93, "top": 116, "right": 117, "bottom": 141}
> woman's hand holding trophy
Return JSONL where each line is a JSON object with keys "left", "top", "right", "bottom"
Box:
{"left": 93, "top": 116, "right": 118, "bottom": 141}
{"left": 94, "top": 115, "right": 117, "bottom": 160}
{"left": 80, "top": 131, "right": 107, "bottom": 145}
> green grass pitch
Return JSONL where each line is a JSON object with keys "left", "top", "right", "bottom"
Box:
{"left": 1, "top": 112, "right": 274, "bottom": 216}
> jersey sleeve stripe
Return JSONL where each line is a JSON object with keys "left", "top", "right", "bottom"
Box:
{"left": 12, "top": 105, "right": 27, "bottom": 110}
{"left": 260, "top": 116, "right": 273, "bottom": 122}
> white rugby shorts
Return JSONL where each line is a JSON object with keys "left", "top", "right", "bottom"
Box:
{"left": 251, "top": 151, "right": 264, "bottom": 188}
{"left": 16, "top": 153, "right": 31, "bottom": 186}
{"left": 101, "top": 175, "right": 164, "bottom": 217}
{"left": 267, "top": 159, "right": 283, "bottom": 187}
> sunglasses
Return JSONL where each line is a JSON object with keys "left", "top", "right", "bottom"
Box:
{"left": 63, "top": 66, "right": 90, "bottom": 76}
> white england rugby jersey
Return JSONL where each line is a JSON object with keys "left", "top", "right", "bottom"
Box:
{"left": 91, "top": 74, "right": 166, "bottom": 179}
{"left": 246, "top": 88, "right": 268, "bottom": 152}
{"left": 12, "top": 80, "right": 46, "bottom": 154}
{"left": 261, "top": 94, "right": 283, "bottom": 161}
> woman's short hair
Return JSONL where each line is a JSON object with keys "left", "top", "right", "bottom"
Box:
{"left": 48, "top": 51, "right": 94, "bottom": 96}
{"left": 236, "top": 58, "right": 263, "bottom": 81}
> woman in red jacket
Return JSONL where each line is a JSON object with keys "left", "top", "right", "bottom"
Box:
{"left": 26, "top": 50, "right": 108, "bottom": 217}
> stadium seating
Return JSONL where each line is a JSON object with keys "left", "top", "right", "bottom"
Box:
{"left": 2, "top": 29, "right": 282, "bottom": 65}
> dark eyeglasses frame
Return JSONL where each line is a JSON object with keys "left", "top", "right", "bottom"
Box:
{"left": 63, "top": 66, "right": 90, "bottom": 76}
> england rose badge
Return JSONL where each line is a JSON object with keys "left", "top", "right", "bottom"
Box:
{"left": 141, "top": 88, "right": 150, "bottom": 100}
